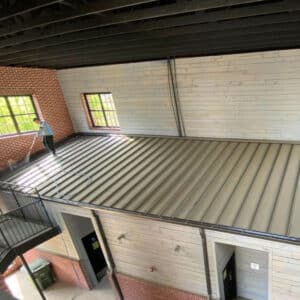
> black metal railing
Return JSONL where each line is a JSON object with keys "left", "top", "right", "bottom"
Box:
{"left": 0, "top": 181, "right": 55, "bottom": 260}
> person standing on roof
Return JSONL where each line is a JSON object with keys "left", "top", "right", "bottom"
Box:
{"left": 33, "top": 118, "right": 56, "bottom": 155}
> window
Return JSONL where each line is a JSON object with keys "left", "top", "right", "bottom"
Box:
{"left": 0, "top": 96, "right": 39, "bottom": 136}
{"left": 84, "top": 93, "right": 119, "bottom": 128}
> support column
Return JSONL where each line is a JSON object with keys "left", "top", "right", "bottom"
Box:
{"left": 19, "top": 254, "right": 46, "bottom": 300}
{"left": 167, "top": 57, "right": 185, "bottom": 137}
{"left": 200, "top": 228, "right": 212, "bottom": 300}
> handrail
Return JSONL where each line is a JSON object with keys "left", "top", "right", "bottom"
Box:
{"left": 0, "top": 181, "right": 60, "bottom": 274}
{"left": 0, "top": 182, "right": 55, "bottom": 252}
{"left": 0, "top": 200, "right": 39, "bottom": 217}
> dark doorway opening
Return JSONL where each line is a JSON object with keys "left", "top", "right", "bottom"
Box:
{"left": 223, "top": 253, "right": 237, "bottom": 300}
{"left": 82, "top": 231, "right": 107, "bottom": 281}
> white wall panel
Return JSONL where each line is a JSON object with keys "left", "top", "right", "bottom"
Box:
{"left": 37, "top": 203, "right": 79, "bottom": 259}
{"left": 176, "top": 49, "right": 300, "bottom": 140}
{"left": 98, "top": 210, "right": 207, "bottom": 297}
{"left": 57, "top": 61, "right": 178, "bottom": 136}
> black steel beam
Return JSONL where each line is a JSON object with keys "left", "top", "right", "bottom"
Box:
{"left": 0, "top": 12, "right": 296, "bottom": 58}
{"left": 0, "top": 0, "right": 63, "bottom": 22}
{"left": 26, "top": 31, "right": 300, "bottom": 69}
{"left": 0, "top": 0, "right": 157, "bottom": 38}
{"left": 200, "top": 229, "right": 212, "bottom": 300}
{"left": 2, "top": 11, "right": 300, "bottom": 60}
{"left": 19, "top": 254, "right": 46, "bottom": 300}
{"left": 6, "top": 22, "right": 300, "bottom": 65}
{"left": 0, "top": 0, "right": 280, "bottom": 48}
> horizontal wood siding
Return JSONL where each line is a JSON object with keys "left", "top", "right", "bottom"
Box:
{"left": 235, "top": 246, "right": 268, "bottom": 300}
{"left": 98, "top": 210, "right": 207, "bottom": 296}
{"left": 175, "top": 49, "right": 300, "bottom": 141}
{"left": 36, "top": 203, "right": 79, "bottom": 259}
{"left": 57, "top": 61, "right": 178, "bottom": 136}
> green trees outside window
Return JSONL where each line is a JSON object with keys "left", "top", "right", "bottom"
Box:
{"left": 85, "top": 93, "right": 119, "bottom": 128}
{"left": 0, "top": 96, "right": 39, "bottom": 136}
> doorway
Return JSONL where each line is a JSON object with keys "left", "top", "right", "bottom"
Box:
{"left": 62, "top": 213, "right": 108, "bottom": 288}
{"left": 215, "top": 243, "right": 269, "bottom": 300}
{"left": 222, "top": 253, "right": 237, "bottom": 300}
{"left": 82, "top": 231, "right": 107, "bottom": 281}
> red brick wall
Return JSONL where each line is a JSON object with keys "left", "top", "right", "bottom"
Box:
{"left": 0, "top": 66, "right": 74, "bottom": 169}
{"left": 116, "top": 273, "right": 207, "bottom": 300}
{"left": 24, "top": 248, "right": 90, "bottom": 289}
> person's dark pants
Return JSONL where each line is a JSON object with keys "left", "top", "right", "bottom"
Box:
{"left": 43, "top": 135, "right": 56, "bottom": 155}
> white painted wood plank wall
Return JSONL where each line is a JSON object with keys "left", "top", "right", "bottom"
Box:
{"left": 98, "top": 210, "right": 207, "bottom": 296}
{"left": 37, "top": 203, "right": 79, "bottom": 259}
{"left": 31, "top": 202, "right": 300, "bottom": 300}
{"left": 57, "top": 61, "right": 178, "bottom": 136}
{"left": 176, "top": 49, "right": 300, "bottom": 140}
{"left": 58, "top": 49, "right": 300, "bottom": 141}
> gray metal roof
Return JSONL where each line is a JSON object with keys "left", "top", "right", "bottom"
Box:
{"left": 3, "top": 135, "right": 300, "bottom": 241}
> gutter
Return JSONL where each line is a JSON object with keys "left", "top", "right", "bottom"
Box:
{"left": 38, "top": 194, "right": 300, "bottom": 246}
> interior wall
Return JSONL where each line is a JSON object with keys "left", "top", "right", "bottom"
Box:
{"left": 207, "top": 229, "right": 300, "bottom": 300}
{"left": 36, "top": 205, "right": 79, "bottom": 259}
{"left": 0, "top": 66, "right": 74, "bottom": 170}
{"left": 58, "top": 48, "right": 300, "bottom": 142}
{"left": 215, "top": 243, "right": 235, "bottom": 300}
{"left": 235, "top": 246, "right": 268, "bottom": 300}
{"left": 98, "top": 210, "right": 207, "bottom": 297}
{"left": 57, "top": 61, "right": 178, "bottom": 136}
{"left": 62, "top": 213, "right": 98, "bottom": 287}
{"left": 176, "top": 49, "right": 300, "bottom": 141}
{"left": 215, "top": 243, "right": 268, "bottom": 300}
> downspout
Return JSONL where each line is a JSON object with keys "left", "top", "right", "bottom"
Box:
{"left": 90, "top": 210, "right": 123, "bottom": 300}
{"left": 167, "top": 57, "right": 186, "bottom": 137}
{"left": 200, "top": 228, "right": 213, "bottom": 300}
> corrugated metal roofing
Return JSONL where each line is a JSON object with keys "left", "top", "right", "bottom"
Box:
{"left": 3, "top": 135, "right": 300, "bottom": 240}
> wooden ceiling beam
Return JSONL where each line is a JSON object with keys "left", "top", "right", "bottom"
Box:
{"left": 0, "top": 0, "right": 270, "bottom": 47}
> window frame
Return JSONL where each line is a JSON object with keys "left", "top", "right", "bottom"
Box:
{"left": 0, "top": 95, "right": 39, "bottom": 137}
{"left": 84, "top": 92, "right": 120, "bottom": 129}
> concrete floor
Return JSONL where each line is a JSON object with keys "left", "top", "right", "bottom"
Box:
{"left": 5, "top": 270, "right": 115, "bottom": 300}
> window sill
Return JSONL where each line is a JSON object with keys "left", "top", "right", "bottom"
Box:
{"left": 88, "top": 126, "right": 121, "bottom": 132}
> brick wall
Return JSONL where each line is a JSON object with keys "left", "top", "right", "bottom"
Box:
{"left": 24, "top": 248, "right": 90, "bottom": 289}
{"left": 116, "top": 273, "right": 207, "bottom": 300}
{"left": 0, "top": 66, "right": 74, "bottom": 169}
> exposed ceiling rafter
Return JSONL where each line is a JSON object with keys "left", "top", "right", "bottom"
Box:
{"left": 0, "top": 0, "right": 158, "bottom": 38}
{"left": 0, "top": 0, "right": 271, "bottom": 47}
{"left": 1, "top": 0, "right": 300, "bottom": 69}
{"left": 0, "top": 0, "right": 64, "bottom": 22}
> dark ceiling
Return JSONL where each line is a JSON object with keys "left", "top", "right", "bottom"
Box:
{"left": 1, "top": 0, "right": 300, "bottom": 69}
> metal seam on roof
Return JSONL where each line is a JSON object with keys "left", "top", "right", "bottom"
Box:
{"left": 4, "top": 135, "right": 300, "bottom": 240}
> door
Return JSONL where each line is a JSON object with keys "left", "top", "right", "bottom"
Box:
{"left": 82, "top": 231, "right": 107, "bottom": 281}
{"left": 223, "top": 253, "right": 237, "bottom": 300}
